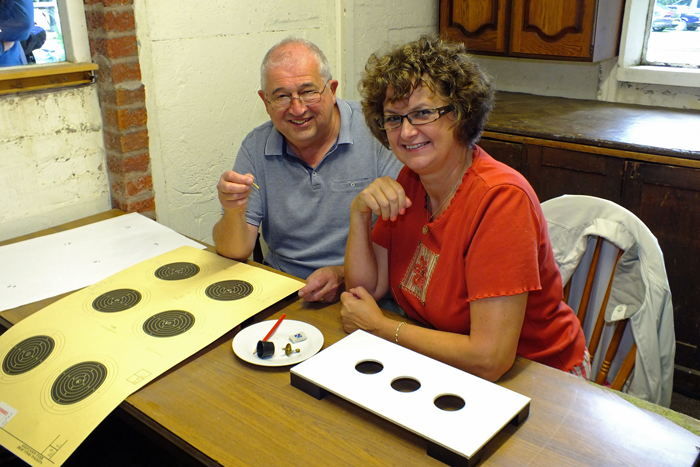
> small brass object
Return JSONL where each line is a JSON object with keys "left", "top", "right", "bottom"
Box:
{"left": 283, "top": 343, "right": 300, "bottom": 356}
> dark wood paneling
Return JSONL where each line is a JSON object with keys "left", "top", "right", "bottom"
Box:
{"left": 479, "top": 138, "right": 526, "bottom": 175}
{"left": 526, "top": 145, "right": 624, "bottom": 203}
{"left": 623, "top": 162, "right": 700, "bottom": 372}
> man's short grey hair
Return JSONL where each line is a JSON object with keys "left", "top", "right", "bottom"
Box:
{"left": 260, "top": 38, "right": 333, "bottom": 90}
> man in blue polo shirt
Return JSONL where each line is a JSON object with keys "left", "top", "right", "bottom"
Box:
{"left": 213, "top": 38, "right": 402, "bottom": 303}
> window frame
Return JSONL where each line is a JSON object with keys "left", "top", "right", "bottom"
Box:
{"left": 0, "top": 0, "right": 95, "bottom": 95}
{"left": 616, "top": 0, "right": 700, "bottom": 88}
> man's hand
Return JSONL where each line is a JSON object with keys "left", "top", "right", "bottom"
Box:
{"left": 298, "top": 265, "right": 345, "bottom": 303}
{"left": 217, "top": 170, "right": 256, "bottom": 211}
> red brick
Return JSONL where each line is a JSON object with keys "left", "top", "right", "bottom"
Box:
{"left": 112, "top": 195, "right": 156, "bottom": 214}
{"left": 104, "top": 129, "right": 149, "bottom": 153}
{"left": 120, "top": 107, "right": 147, "bottom": 130}
{"left": 107, "top": 152, "right": 151, "bottom": 174}
{"left": 111, "top": 174, "right": 152, "bottom": 197}
{"left": 103, "top": 10, "right": 135, "bottom": 32}
{"left": 102, "top": 0, "right": 134, "bottom": 7}
{"left": 97, "top": 60, "right": 141, "bottom": 85}
{"left": 110, "top": 61, "right": 141, "bottom": 84}
{"left": 91, "top": 35, "right": 137, "bottom": 59}
{"left": 103, "top": 106, "right": 147, "bottom": 131}
{"left": 84, "top": 0, "right": 134, "bottom": 8}
{"left": 99, "top": 86, "right": 145, "bottom": 106}
{"left": 126, "top": 174, "right": 153, "bottom": 197}
{"left": 85, "top": 11, "right": 104, "bottom": 31}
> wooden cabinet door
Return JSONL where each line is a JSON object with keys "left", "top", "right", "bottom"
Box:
{"left": 622, "top": 162, "right": 700, "bottom": 388}
{"left": 510, "top": 0, "right": 597, "bottom": 59}
{"left": 440, "top": 0, "right": 509, "bottom": 54}
{"left": 526, "top": 145, "right": 624, "bottom": 203}
{"left": 478, "top": 138, "right": 527, "bottom": 175}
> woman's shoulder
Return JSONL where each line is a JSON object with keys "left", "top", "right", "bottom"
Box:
{"left": 471, "top": 145, "right": 531, "bottom": 189}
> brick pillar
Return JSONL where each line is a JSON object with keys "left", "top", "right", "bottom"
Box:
{"left": 84, "top": 0, "right": 155, "bottom": 218}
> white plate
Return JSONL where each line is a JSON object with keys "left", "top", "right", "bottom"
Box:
{"left": 232, "top": 319, "right": 324, "bottom": 367}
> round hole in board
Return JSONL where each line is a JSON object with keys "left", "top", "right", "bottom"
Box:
{"left": 390, "top": 377, "right": 421, "bottom": 393}
{"left": 434, "top": 394, "right": 465, "bottom": 412}
{"left": 354, "top": 360, "right": 384, "bottom": 375}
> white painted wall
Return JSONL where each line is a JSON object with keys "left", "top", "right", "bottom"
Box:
{"left": 134, "top": 0, "right": 342, "bottom": 245}
{"left": 0, "top": 0, "right": 106, "bottom": 243}
{"left": 2, "top": 0, "right": 698, "bottom": 246}
{"left": 0, "top": 86, "right": 110, "bottom": 242}
{"left": 135, "top": 0, "right": 438, "bottom": 246}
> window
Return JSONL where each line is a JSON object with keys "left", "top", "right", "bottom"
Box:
{"left": 0, "top": 0, "right": 94, "bottom": 95}
{"left": 644, "top": 0, "right": 700, "bottom": 66}
{"left": 31, "top": 0, "right": 66, "bottom": 64}
{"left": 617, "top": 0, "right": 700, "bottom": 88}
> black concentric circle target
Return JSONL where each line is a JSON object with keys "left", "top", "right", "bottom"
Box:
{"left": 92, "top": 289, "right": 142, "bottom": 312}
{"left": 2, "top": 336, "right": 55, "bottom": 375}
{"left": 154, "top": 262, "right": 201, "bottom": 281}
{"left": 142, "top": 310, "right": 195, "bottom": 337}
{"left": 50, "top": 361, "right": 108, "bottom": 405}
{"left": 205, "top": 280, "right": 254, "bottom": 301}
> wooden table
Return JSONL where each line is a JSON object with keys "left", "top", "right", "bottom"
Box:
{"left": 2, "top": 211, "right": 699, "bottom": 466}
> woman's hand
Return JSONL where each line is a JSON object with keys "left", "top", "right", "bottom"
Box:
{"left": 340, "top": 287, "right": 387, "bottom": 334}
{"left": 351, "top": 176, "right": 412, "bottom": 222}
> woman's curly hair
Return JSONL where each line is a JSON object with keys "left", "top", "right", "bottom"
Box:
{"left": 359, "top": 35, "right": 494, "bottom": 149}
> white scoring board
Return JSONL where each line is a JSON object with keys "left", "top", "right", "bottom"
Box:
{"left": 290, "top": 330, "right": 530, "bottom": 466}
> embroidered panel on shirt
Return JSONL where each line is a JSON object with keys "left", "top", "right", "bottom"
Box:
{"left": 400, "top": 241, "right": 439, "bottom": 304}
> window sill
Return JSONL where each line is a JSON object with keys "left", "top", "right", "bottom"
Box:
{"left": 0, "top": 62, "right": 98, "bottom": 95}
{"left": 616, "top": 65, "right": 700, "bottom": 88}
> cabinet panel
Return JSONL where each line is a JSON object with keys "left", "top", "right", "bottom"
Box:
{"left": 623, "top": 162, "right": 700, "bottom": 378}
{"left": 526, "top": 145, "right": 624, "bottom": 203}
{"left": 479, "top": 138, "right": 526, "bottom": 175}
{"left": 440, "top": 0, "right": 508, "bottom": 54}
{"left": 510, "top": 0, "right": 595, "bottom": 58}
{"left": 440, "top": 0, "right": 624, "bottom": 61}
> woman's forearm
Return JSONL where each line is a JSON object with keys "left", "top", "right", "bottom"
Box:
{"left": 344, "top": 210, "right": 381, "bottom": 297}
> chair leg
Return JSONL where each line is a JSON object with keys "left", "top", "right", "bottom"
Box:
{"left": 596, "top": 319, "right": 629, "bottom": 386}
{"left": 611, "top": 342, "right": 637, "bottom": 391}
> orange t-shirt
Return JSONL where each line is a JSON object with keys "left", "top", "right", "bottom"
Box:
{"left": 372, "top": 146, "right": 586, "bottom": 372}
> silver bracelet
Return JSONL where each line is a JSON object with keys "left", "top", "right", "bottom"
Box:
{"left": 395, "top": 321, "right": 406, "bottom": 344}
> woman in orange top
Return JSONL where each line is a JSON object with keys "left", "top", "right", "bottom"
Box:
{"left": 341, "top": 36, "right": 588, "bottom": 382}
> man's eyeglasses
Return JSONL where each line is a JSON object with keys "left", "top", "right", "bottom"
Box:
{"left": 378, "top": 105, "right": 454, "bottom": 130}
{"left": 264, "top": 79, "right": 331, "bottom": 111}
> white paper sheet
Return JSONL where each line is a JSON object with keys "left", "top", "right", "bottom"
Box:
{"left": 0, "top": 213, "right": 205, "bottom": 313}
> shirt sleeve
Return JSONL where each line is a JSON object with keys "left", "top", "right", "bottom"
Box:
{"left": 376, "top": 145, "right": 403, "bottom": 180}
{"left": 464, "top": 184, "right": 543, "bottom": 302}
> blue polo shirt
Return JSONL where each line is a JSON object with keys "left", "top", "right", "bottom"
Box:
{"left": 232, "top": 99, "right": 402, "bottom": 279}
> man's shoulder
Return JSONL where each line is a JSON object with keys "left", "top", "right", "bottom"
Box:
{"left": 243, "top": 119, "right": 276, "bottom": 140}
{"left": 240, "top": 119, "right": 282, "bottom": 153}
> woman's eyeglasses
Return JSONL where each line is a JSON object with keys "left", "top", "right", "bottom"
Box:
{"left": 378, "top": 105, "right": 453, "bottom": 130}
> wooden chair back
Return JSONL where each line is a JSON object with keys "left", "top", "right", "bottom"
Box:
{"left": 563, "top": 237, "right": 636, "bottom": 390}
